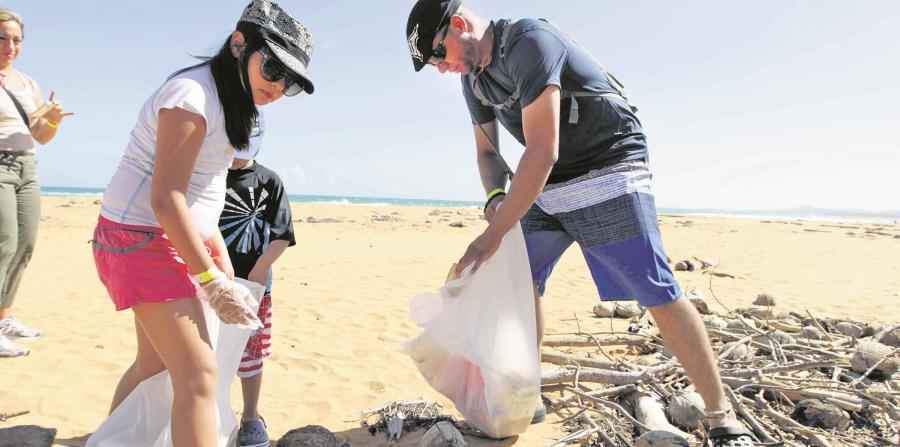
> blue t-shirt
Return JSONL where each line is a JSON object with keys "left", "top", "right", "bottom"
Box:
{"left": 462, "top": 19, "right": 648, "bottom": 184}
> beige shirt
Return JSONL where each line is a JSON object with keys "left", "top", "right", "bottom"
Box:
{"left": 0, "top": 70, "right": 41, "bottom": 154}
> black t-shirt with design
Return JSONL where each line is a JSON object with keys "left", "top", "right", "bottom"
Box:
{"left": 219, "top": 162, "right": 296, "bottom": 280}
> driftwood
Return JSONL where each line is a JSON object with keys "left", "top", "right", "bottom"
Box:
{"left": 538, "top": 279, "right": 898, "bottom": 447}
{"left": 541, "top": 351, "right": 617, "bottom": 369}
{"left": 542, "top": 333, "right": 652, "bottom": 348}
{"left": 541, "top": 363, "right": 680, "bottom": 386}
{"left": 352, "top": 400, "right": 453, "bottom": 443}
{"left": 628, "top": 391, "right": 691, "bottom": 439}
{"left": 0, "top": 409, "right": 29, "bottom": 421}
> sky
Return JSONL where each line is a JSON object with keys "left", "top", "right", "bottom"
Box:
{"left": 7, "top": 1, "right": 900, "bottom": 211}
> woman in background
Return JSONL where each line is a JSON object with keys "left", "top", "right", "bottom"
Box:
{"left": 0, "top": 7, "right": 73, "bottom": 358}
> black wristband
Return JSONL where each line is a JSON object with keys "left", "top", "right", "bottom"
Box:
{"left": 483, "top": 192, "right": 506, "bottom": 213}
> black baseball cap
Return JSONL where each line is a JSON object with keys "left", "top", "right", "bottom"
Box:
{"left": 406, "top": 0, "right": 461, "bottom": 72}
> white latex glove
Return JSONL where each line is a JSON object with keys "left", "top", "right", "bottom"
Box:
{"left": 196, "top": 276, "right": 263, "bottom": 329}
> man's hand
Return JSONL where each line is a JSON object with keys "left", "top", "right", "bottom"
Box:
{"left": 454, "top": 228, "right": 503, "bottom": 278}
{"left": 484, "top": 196, "right": 504, "bottom": 222}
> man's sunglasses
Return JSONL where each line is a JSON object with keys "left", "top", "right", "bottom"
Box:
{"left": 428, "top": 24, "right": 451, "bottom": 66}
{"left": 259, "top": 46, "right": 305, "bottom": 97}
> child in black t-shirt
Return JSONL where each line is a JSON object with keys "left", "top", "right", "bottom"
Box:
{"left": 219, "top": 129, "right": 295, "bottom": 444}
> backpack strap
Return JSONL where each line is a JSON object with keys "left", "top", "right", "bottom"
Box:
{"left": 468, "top": 19, "right": 523, "bottom": 112}
{"left": 3, "top": 85, "right": 31, "bottom": 127}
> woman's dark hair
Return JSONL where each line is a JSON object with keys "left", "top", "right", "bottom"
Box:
{"left": 171, "top": 22, "right": 264, "bottom": 150}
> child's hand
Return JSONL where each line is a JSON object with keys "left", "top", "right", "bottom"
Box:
{"left": 248, "top": 265, "right": 269, "bottom": 287}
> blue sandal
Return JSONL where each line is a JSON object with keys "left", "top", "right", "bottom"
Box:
{"left": 239, "top": 417, "right": 270, "bottom": 447}
{"left": 706, "top": 426, "right": 756, "bottom": 447}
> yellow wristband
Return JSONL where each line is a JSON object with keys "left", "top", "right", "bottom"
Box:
{"left": 486, "top": 188, "right": 506, "bottom": 202}
{"left": 194, "top": 266, "right": 223, "bottom": 283}
{"left": 44, "top": 119, "right": 58, "bottom": 129}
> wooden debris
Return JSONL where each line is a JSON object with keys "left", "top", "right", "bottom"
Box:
{"left": 539, "top": 299, "right": 899, "bottom": 446}
{"left": 0, "top": 409, "right": 28, "bottom": 421}
{"left": 629, "top": 391, "right": 691, "bottom": 439}
{"left": 352, "top": 400, "right": 453, "bottom": 443}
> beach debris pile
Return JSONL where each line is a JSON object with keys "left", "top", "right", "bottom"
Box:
{"left": 540, "top": 290, "right": 900, "bottom": 447}
{"left": 351, "top": 399, "right": 456, "bottom": 444}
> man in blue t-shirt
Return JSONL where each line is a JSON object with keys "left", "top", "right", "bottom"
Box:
{"left": 405, "top": 1, "right": 755, "bottom": 445}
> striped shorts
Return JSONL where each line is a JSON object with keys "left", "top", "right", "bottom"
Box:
{"left": 522, "top": 160, "right": 681, "bottom": 307}
{"left": 237, "top": 294, "right": 273, "bottom": 378}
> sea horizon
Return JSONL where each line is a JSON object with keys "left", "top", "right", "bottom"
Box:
{"left": 40, "top": 186, "right": 900, "bottom": 224}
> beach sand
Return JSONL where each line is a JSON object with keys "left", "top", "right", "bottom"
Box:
{"left": 1, "top": 196, "right": 898, "bottom": 446}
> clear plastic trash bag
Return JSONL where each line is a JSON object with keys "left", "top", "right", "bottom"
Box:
{"left": 403, "top": 224, "right": 539, "bottom": 438}
{"left": 86, "top": 278, "right": 265, "bottom": 447}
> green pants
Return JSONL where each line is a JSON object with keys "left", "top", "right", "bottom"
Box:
{"left": 0, "top": 152, "right": 40, "bottom": 310}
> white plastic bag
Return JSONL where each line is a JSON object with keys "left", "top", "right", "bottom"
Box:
{"left": 403, "top": 224, "right": 539, "bottom": 438}
{"left": 87, "top": 278, "right": 265, "bottom": 447}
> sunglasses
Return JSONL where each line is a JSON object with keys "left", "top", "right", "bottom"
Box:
{"left": 428, "top": 24, "right": 451, "bottom": 66}
{"left": 259, "top": 46, "right": 305, "bottom": 97}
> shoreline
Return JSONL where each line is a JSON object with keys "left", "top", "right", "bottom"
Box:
{"left": 40, "top": 190, "right": 900, "bottom": 225}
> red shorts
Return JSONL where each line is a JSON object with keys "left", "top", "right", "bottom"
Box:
{"left": 237, "top": 294, "right": 273, "bottom": 378}
{"left": 92, "top": 215, "right": 200, "bottom": 311}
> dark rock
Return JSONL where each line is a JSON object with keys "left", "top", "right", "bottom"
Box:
{"left": 277, "top": 425, "right": 338, "bottom": 447}
{"left": 0, "top": 425, "right": 57, "bottom": 447}
{"left": 673, "top": 260, "right": 695, "bottom": 271}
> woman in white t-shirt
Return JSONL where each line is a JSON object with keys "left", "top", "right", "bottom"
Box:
{"left": 0, "top": 7, "right": 74, "bottom": 357}
{"left": 91, "top": 1, "right": 315, "bottom": 444}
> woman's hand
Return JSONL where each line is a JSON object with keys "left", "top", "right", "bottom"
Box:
{"left": 39, "top": 91, "right": 74, "bottom": 127}
{"left": 212, "top": 254, "right": 235, "bottom": 280}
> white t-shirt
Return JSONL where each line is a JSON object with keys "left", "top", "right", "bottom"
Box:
{"left": 100, "top": 65, "right": 234, "bottom": 240}
{"left": 0, "top": 70, "right": 40, "bottom": 154}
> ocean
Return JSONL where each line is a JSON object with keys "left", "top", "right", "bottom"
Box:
{"left": 40, "top": 186, "right": 899, "bottom": 224}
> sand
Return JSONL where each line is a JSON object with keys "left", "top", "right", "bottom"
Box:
{"left": 1, "top": 196, "right": 898, "bottom": 446}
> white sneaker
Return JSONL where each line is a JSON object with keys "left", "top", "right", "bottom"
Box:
{"left": 0, "top": 316, "right": 43, "bottom": 340}
{"left": 0, "top": 333, "right": 29, "bottom": 357}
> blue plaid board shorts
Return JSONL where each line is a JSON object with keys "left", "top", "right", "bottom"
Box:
{"left": 522, "top": 160, "right": 682, "bottom": 307}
